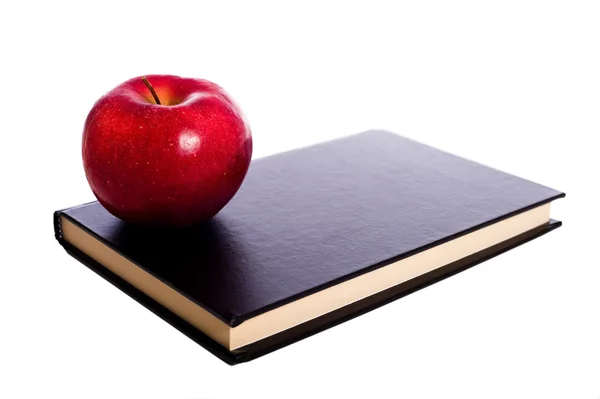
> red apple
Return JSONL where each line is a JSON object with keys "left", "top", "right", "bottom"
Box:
{"left": 82, "top": 75, "right": 252, "bottom": 227}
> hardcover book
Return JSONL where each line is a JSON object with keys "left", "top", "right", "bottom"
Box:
{"left": 54, "top": 130, "right": 565, "bottom": 364}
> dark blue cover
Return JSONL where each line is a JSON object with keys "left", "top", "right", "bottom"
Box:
{"left": 56, "top": 131, "right": 564, "bottom": 325}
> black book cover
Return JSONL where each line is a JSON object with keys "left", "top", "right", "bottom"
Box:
{"left": 54, "top": 130, "right": 564, "bottom": 364}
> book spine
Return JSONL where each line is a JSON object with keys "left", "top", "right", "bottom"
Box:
{"left": 53, "top": 211, "right": 64, "bottom": 243}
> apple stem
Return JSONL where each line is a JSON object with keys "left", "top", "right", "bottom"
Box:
{"left": 141, "top": 76, "right": 161, "bottom": 105}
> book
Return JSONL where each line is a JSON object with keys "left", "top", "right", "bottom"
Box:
{"left": 54, "top": 130, "right": 565, "bottom": 364}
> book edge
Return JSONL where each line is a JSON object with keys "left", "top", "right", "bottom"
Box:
{"left": 54, "top": 211, "right": 235, "bottom": 326}
{"left": 54, "top": 216, "right": 562, "bottom": 365}
{"left": 232, "top": 219, "right": 563, "bottom": 363}
{"left": 233, "top": 195, "right": 564, "bottom": 325}
{"left": 54, "top": 194, "right": 564, "bottom": 327}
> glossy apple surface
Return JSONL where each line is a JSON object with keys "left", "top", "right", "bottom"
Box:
{"left": 82, "top": 75, "right": 252, "bottom": 227}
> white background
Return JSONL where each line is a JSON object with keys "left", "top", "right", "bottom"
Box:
{"left": 1, "top": 1, "right": 598, "bottom": 398}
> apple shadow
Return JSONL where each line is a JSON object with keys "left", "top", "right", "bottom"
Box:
{"left": 110, "top": 217, "right": 238, "bottom": 269}
{"left": 107, "top": 216, "right": 256, "bottom": 314}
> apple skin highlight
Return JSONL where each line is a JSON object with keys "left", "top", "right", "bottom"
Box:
{"left": 82, "top": 75, "right": 252, "bottom": 227}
